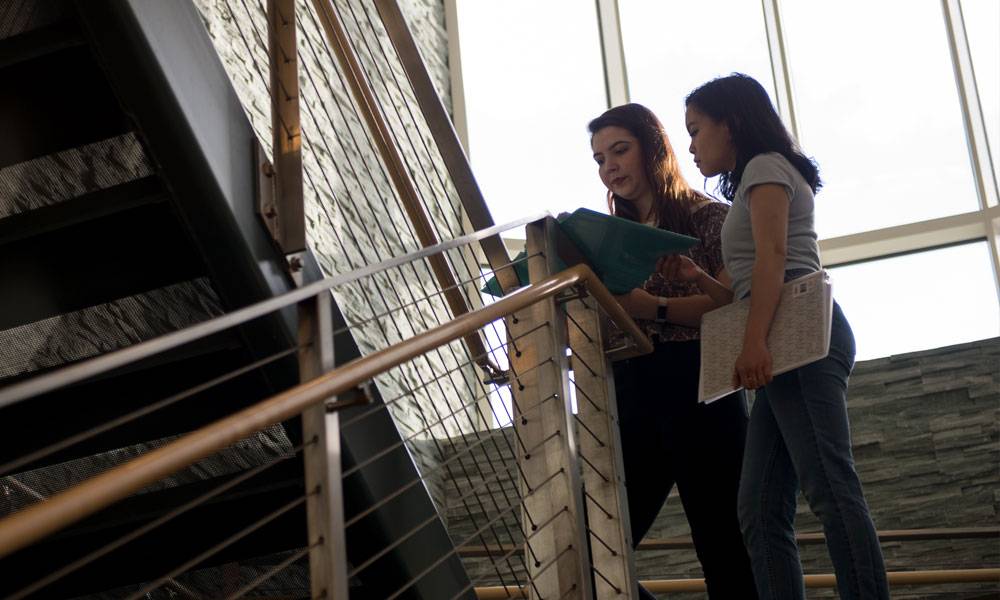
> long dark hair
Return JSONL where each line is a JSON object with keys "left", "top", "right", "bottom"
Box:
{"left": 588, "top": 103, "right": 705, "bottom": 235}
{"left": 685, "top": 73, "right": 821, "bottom": 201}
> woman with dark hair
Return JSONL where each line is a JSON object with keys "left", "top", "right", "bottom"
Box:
{"left": 661, "top": 73, "right": 889, "bottom": 599}
{"left": 588, "top": 103, "right": 758, "bottom": 599}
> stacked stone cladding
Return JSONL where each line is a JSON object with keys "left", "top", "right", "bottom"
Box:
{"left": 195, "top": 0, "right": 485, "bottom": 510}
{"left": 439, "top": 337, "right": 1000, "bottom": 598}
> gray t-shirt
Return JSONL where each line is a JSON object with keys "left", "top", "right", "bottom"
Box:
{"left": 721, "top": 152, "right": 821, "bottom": 300}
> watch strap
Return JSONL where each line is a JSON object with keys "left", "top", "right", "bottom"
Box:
{"left": 655, "top": 296, "right": 669, "bottom": 323}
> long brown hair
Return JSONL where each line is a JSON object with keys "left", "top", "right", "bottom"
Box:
{"left": 588, "top": 103, "right": 705, "bottom": 235}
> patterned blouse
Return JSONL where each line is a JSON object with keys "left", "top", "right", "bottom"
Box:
{"left": 638, "top": 201, "right": 729, "bottom": 342}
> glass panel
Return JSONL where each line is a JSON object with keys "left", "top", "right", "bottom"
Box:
{"left": 783, "top": 0, "right": 980, "bottom": 239}
{"left": 479, "top": 266, "right": 512, "bottom": 428}
{"left": 456, "top": 1, "right": 609, "bottom": 237}
{"left": 619, "top": 0, "right": 776, "bottom": 191}
{"left": 962, "top": 0, "right": 1000, "bottom": 180}
{"left": 829, "top": 242, "right": 999, "bottom": 360}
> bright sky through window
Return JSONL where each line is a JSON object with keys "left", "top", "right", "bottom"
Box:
{"left": 782, "top": 0, "right": 980, "bottom": 239}
{"left": 457, "top": 1, "right": 1000, "bottom": 370}
{"left": 829, "top": 242, "right": 1000, "bottom": 360}
{"left": 618, "top": 0, "right": 777, "bottom": 193}
{"left": 455, "top": 0, "right": 609, "bottom": 236}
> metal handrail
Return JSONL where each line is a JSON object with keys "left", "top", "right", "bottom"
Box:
{"left": 459, "top": 527, "right": 1000, "bottom": 556}
{"left": 0, "top": 211, "right": 548, "bottom": 409}
{"left": 638, "top": 527, "right": 1000, "bottom": 550}
{"left": 473, "top": 569, "right": 1000, "bottom": 597}
{"left": 641, "top": 569, "right": 1000, "bottom": 593}
{"left": 0, "top": 262, "right": 650, "bottom": 558}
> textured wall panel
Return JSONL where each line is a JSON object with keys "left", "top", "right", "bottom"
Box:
{"left": 193, "top": 0, "right": 485, "bottom": 512}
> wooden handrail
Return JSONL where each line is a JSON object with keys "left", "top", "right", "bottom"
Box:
{"left": 474, "top": 569, "right": 1000, "bottom": 597}
{"left": 459, "top": 527, "right": 1000, "bottom": 557}
{"left": 0, "top": 263, "right": 648, "bottom": 559}
{"left": 638, "top": 526, "right": 1000, "bottom": 550}
{"left": 642, "top": 569, "right": 1000, "bottom": 593}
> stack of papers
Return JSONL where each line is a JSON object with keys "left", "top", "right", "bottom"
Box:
{"left": 699, "top": 270, "right": 833, "bottom": 403}
{"left": 482, "top": 208, "right": 698, "bottom": 297}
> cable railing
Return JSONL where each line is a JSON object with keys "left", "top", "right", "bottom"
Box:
{"left": 0, "top": 213, "right": 650, "bottom": 599}
{"left": 3, "top": 0, "right": 996, "bottom": 597}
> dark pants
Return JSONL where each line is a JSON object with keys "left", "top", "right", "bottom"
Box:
{"left": 738, "top": 301, "right": 889, "bottom": 599}
{"left": 614, "top": 340, "right": 758, "bottom": 599}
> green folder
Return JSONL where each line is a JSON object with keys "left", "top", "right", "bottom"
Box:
{"left": 482, "top": 208, "right": 698, "bottom": 297}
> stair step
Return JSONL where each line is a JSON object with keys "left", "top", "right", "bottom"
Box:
{"left": 0, "top": 337, "right": 273, "bottom": 474}
{"left": 0, "top": 278, "right": 225, "bottom": 382}
{"left": 0, "top": 44, "right": 131, "bottom": 167}
{"left": 0, "top": 18, "right": 84, "bottom": 69}
{"left": 0, "top": 197, "right": 209, "bottom": 330}
{"left": 0, "top": 133, "right": 153, "bottom": 220}
{"left": 0, "top": 0, "right": 75, "bottom": 42}
{"left": 0, "top": 457, "right": 307, "bottom": 598}
{"left": 0, "top": 175, "right": 164, "bottom": 244}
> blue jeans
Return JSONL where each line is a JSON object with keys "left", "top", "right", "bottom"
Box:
{"left": 738, "top": 301, "right": 889, "bottom": 599}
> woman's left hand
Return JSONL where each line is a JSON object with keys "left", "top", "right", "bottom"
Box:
{"left": 614, "top": 288, "right": 656, "bottom": 320}
{"left": 732, "top": 338, "right": 773, "bottom": 390}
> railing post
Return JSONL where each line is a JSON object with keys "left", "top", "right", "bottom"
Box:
{"left": 265, "top": 3, "right": 346, "bottom": 593}
{"left": 263, "top": 0, "right": 306, "bottom": 260}
{"left": 508, "top": 217, "right": 594, "bottom": 599}
{"left": 299, "top": 291, "right": 349, "bottom": 600}
{"left": 565, "top": 295, "right": 638, "bottom": 598}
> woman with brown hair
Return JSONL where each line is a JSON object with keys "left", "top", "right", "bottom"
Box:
{"left": 588, "top": 103, "right": 757, "bottom": 599}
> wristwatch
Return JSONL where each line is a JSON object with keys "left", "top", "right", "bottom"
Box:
{"left": 655, "top": 296, "right": 669, "bottom": 323}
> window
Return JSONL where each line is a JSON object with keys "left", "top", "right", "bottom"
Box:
{"left": 828, "top": 241, "right": 999, "bottom": 360}
{"left": 782, "top": 0, "right": 980, "bottom": 239}
{"left": 452, "top": 1, "right": 1000, "bottom": 399}
{"left": 455, "top": 1, "right": 609, "bottom": 235}
{"left": 618, "top": 0, "right": 776, "bottom": 190}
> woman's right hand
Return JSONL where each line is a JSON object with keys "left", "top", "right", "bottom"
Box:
{"left": 657, "top": 255, "right": 703, "bottom": 283}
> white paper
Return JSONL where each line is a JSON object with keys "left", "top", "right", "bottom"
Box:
{"left": 699, "top": 270, "right": 833, "bottom": 403}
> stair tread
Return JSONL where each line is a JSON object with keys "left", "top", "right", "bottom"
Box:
{"left": 0, "top": 175, "right": 165, "bottom": 245}
{"left": 0, "top": 199, "right": 210, "bottom": 329}
{"left": 0, "top": 132, "right": 154, "bottom": 220}
{"left": 0, "top": 44, "right": 132, "bottom": 168}
{"left": 0, "top": 18, "right": 85, "bottom": 69}
{"left": 0, "top": 278, "right": 223, "bottom": 381}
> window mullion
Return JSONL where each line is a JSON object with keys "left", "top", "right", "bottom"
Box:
{"left": 444, "top": 0, "right": 469, "bottom": 153}
{"left": 942, "top": 0, "right": 999, "bottom": 208}
{"left": 819, "top": 208, "right": 996, "bottom": 267}
{"left": 941, "top": 0, "right": 1000, "bottom": 303}
{"left": 595, "top": 0, "right": 629, "bottom": 108}
{"left": 760, "top": 0, "right": 798, "bottom": 142}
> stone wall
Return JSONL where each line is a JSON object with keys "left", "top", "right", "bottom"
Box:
{"left": 193, "top": 0, "right": 482, "bottom": 509}
{"left": 442, "top": 337, "right": 1000, "bottom": 598}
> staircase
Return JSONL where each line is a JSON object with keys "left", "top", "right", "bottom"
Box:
{"left": 0, "top": 0, "right": 472, "bottom": 597}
